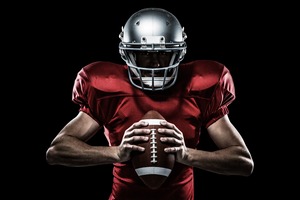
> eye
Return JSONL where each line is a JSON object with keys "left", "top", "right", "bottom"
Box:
{"left": 139, "top": 51, "right": 150, "bottom": 56}
{"left": 159, "top": 52, "right": 172, "bottom": 57}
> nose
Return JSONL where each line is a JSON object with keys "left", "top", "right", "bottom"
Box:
{"left": 150, "top": 53, "right": 160, "bottom": 67}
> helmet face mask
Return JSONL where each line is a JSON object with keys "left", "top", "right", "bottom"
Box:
{"left": 119, "top": 8, "right": 187, "bottom": 91}
{"left": 127, "top": 55, "right": 179, "bottom": 90}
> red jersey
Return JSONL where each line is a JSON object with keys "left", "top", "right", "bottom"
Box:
{"left": 72, "top": 60, "right": 236, "bottom": 200}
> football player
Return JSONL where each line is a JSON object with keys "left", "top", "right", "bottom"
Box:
{"left": 46, "top": 8, "right": 254, "bottom": 200}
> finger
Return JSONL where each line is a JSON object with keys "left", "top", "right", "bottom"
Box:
{"left": 164, "top": 146, "right": 181, "bottom": 153}
{"left": 136, "top": 120, "right": 149, "bottom": 127}
{"left": 123, "top": 143, "right": 146, "bottom": 152}
{"left": 158, "top": 128, "right": 182, "bottom": 140}
{"left": 123, "top": 133, "right": 149, "bottom": 144}
{"left": 160, "top": 120, "right": 176, "bottom": 129}
{"left": 125, "top": 127, "right": 151, "bottom": 138}
{"left": 160, "top": 136, "right": 181, "bottom": 145}
{"left": 126, "top": 120, "right": 149, "bottom": 132}
{"left": 159, "top": 121, "right": 182, "bottom": 134}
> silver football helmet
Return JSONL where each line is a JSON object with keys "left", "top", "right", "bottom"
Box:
{"left": 119, "top": 8, "right": 187, "bottom": 91}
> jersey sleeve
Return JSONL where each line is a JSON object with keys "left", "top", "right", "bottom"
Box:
{"left": 204, "top": 66, "right": 236, "bottom": 128}
{"left": 72, "top": 68, "right": 90, "bottom": 111}
{"left": 71, "top": 65, "right": 100, "bottom": 123}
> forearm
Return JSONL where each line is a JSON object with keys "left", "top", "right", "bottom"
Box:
{"left": 181, "top": 146, "right": 253, "bottom": 176}
{"left": 46, "top": 135, "right": 119, "bottom": 167}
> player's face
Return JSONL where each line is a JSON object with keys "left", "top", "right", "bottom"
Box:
{"left": 135, "top": 51, "right": 172, "bottom": 68}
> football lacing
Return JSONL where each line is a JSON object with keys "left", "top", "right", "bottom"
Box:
{"left": 150, "top": 129, "right": 157, "bottom": 163}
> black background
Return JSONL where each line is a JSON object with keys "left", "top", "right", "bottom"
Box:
{"left": 7, "top": 1, "right": 287, "bottom": 199}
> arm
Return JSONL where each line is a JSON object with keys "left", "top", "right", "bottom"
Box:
{"left": 46, "top": 111, "right": 118, "bottom": 167}
{"left": 46, "top": 111, "right": 150, "bottom": 167}
{"left": 161, "top": 115, "right": 254, "bottom": 176}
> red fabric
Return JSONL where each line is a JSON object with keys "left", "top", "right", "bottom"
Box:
{"left": 72, "top": 60, "right": 235, "bottom": 199}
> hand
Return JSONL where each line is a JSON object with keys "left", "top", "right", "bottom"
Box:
{"left": 117, "top": 120, "right": 150, "bottom": 163}
{"left": 159, "top": 121, "right": 188, "bottom": 163}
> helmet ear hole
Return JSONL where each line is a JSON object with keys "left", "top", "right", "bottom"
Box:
{"left": 179, "top": 49, "right": 186, "bottom": 61}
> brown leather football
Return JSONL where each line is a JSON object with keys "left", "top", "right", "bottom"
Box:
{"left": 131, "top": 110, "right": 175, "bottom": 189}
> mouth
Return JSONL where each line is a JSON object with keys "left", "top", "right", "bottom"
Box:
{"left": 141, "top": 69, "right": 165, "bottom": 77}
